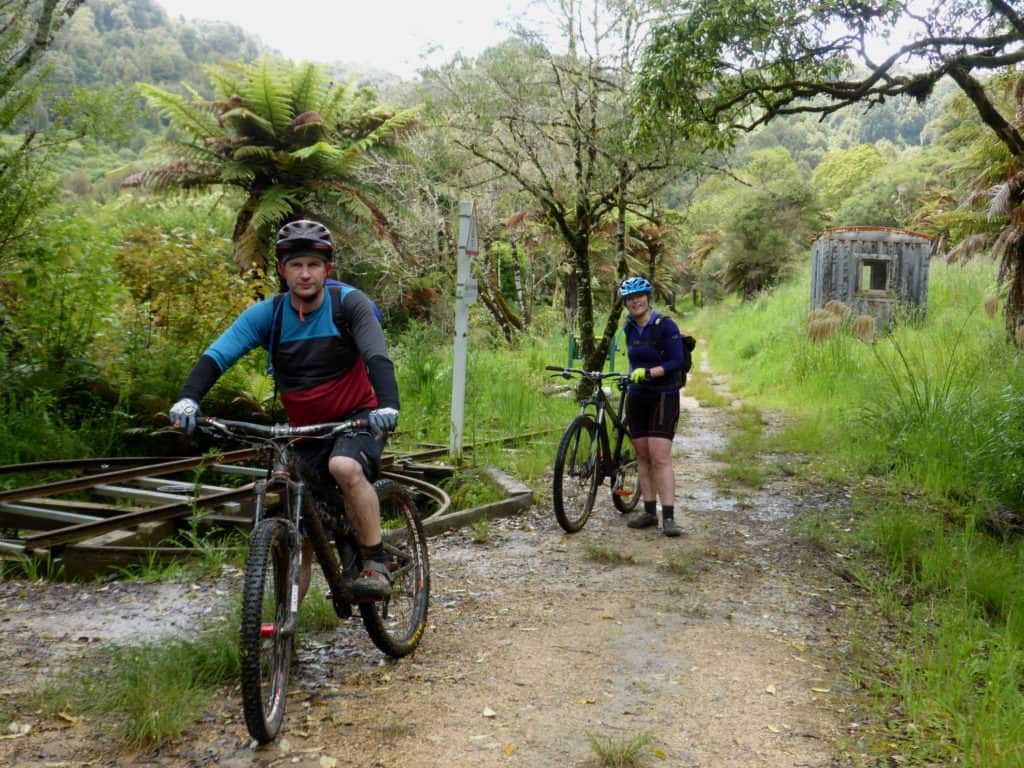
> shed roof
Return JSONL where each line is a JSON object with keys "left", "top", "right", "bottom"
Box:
{"left": 813, "top": 226, "right": 932, "bottom": 244}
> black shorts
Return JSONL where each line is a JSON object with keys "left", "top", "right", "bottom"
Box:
{"left": 292, "top": 410, "right": 386, "bottom": 492}
{"left": 626, "top": 392, "right": 680, "bottom": 440}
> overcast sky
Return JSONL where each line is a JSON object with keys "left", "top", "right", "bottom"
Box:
{"left": 154, "top": 0, "right": 551, "bottom": 78}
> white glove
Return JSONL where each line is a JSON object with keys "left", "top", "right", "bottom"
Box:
{"left": 368, "top": 407, "right": 399, "bottom": 433}
{"left": 169, "top": 398, "right": 200, "bottom": 434}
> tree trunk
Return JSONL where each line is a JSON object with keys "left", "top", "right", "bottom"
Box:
{"left": 510, "top": 237, "right": 531, "bottom": 326}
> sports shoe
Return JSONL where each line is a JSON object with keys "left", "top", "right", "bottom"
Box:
{"left": 662, "top": 518, "right": 682, "bottom": 537}
{"left": 352, "top": 560, "right": 393, "bottom": 601}
{"left": 627, "top": 511, "right": 658, "bottom": 529}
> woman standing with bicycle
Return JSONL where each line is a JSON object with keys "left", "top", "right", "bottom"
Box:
{"left": 620, "top": 277, "right": 687, "bottom": 537}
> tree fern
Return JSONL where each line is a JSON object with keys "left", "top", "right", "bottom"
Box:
{"left": 130, "top": 58, "right": 423, "bottom": 272}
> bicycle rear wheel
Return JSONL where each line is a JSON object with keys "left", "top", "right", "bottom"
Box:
{"left": 611, "top": 433, "right": 641, "bottom": 513}
{"left": 553, "top": 414, "right": 601, "bottom": 532}
{"left": 359, "top": 479, "right": 430, "bottom": 657}
{"left": 239, "top": 517, "right": 295, "bottom": 744}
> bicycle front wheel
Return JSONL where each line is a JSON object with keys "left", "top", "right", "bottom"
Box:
{"left": 553, "top": 414, "right": 601, "bottom": 532}
{"left": 239, "top": 517, "right": 296, "bottom": 744}
{"left": 359, "top": 479, "right": 430, "bottom": 658}
{"left": 611, "top": 432, "right": 641, "bottom": 513}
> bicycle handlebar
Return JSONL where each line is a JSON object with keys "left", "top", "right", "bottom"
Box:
{"left": 198, "top": 416, "right": 370, "bottom": 440}
{"left": 545, "top": 365, "right": 628, "bottom": 382}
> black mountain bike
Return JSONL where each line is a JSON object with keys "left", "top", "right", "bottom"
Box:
{"left": 546, "top": 366, "right": 641, "bottom": 532}
{"left": 197, "top": 416, "right": 430, "bottom": 744}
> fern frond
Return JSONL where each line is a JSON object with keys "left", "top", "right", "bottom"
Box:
{"left": 250, "top": 188, "right": 302, "bottom": 233}
{"left": 220, "top": 160, "right": 257, "bottom": 184}
{"left": 137, "top": 83, "right": 223, "bottom": 141}
{"left": 207, "top": 61, "right": 251, "bottom": 100}
{"left": 219, "top": 107, "right": 278, "bottom": 143}
{"left": 232, "top": 145, "right": 277, "bottom": 162}
{"left": 989, "top": 183, "right": 1012, "bottom": 221}
{"left": 993, "top": 226, "right": 1022, "bottom": 270}
{"left": 290, "top": 63, "right": 326, "bottom": 115}
{"left": 240, "top": 60, "right": 292, "bottom": 138}
{"left": 319, "top": 80, "right": 358, "bottom": 125}
{"left": 121, "top": 162, "right": 221, "bottom": 191}
{"left": 291, "top": 141, "right": 343, "bottom": 162}
{"left": 946, "top": 231, "right": 992, "bottom": 264}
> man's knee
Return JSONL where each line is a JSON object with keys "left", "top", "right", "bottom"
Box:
{"left": 328, "top": 455, "right": 365, "bottom": 488}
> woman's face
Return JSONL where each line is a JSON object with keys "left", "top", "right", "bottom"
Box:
{"left": 624, "top": 292, "right": 650, "bottom": 317}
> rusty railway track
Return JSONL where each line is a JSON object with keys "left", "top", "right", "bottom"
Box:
{"left": 0, "top": 430, "right": 548, "bottom": 577}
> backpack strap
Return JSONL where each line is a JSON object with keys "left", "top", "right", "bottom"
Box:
{"left": 266, "top": 293, "right": 287, "bottom": 375}
{"left": 266, "top": 285, "right": 349, "bottom": 376}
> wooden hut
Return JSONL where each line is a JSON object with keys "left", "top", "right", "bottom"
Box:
{"left": 811, "top": 226, "right": 932, "bottom": 325}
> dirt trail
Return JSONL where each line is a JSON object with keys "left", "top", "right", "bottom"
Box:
{"left": 0, "top": 351, "right": 861, "bottom": 767}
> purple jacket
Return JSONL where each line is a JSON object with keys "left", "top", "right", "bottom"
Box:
{"left": 623, "top": 311, "right": 686, "bottom": 399}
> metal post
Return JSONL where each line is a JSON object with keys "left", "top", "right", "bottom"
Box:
{"left": 450, "top": 201, "right": 478, "bottom": 460}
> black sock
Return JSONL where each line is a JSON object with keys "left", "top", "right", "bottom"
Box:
{"left": 662, "top": 505, "right": 674, "bottom": 520}
{"left": 644, "top": 500, "right": 658, "bottom": 516}
{"left": 361, "top": 543, "right": 385, "bottom": 563}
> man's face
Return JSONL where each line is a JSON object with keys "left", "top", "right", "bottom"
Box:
{"left": 282, "top": 255, "right": 330, "bottom": 301}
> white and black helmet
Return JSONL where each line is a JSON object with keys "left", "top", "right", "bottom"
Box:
{"left": 275, "top": 219, "right": 334, "bottom": 262}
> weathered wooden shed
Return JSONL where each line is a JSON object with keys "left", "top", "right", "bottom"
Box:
{"left": 810, "top": 226, "right": 932, "bottom": 324}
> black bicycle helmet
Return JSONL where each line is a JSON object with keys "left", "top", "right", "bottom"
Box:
{"left": 275, "top": 219, "right": 334, "bottom": 261}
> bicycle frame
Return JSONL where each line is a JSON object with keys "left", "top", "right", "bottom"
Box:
{"left": 207, "top": 417, "right": 366, "bottom": 615}
{"left": 580, "top": 380, "right": 630, "bottom": 478}
{"left": 558, "top": 369, "right": 632, "bottom": 481}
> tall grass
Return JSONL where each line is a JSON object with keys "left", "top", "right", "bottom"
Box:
{"left": 390, "top": 310, "right": 579, "bottom": 482}
{"left": 697, "top": 258, "right": 1024, "bottom": 766}
{"left": 38, "top": 616, "right": 240, "bottom": 748}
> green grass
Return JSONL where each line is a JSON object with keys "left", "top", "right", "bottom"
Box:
{"left": 1, "top": 552, "right": 65, "bottom": 581}
{"left": 298, "top": 587, "right": 341, "bottom": 632}
{"left": 711, "top": 405, "right": 771, "bottom": 489}
{"left": 586, "top": 731, "right": 655, "bottom": 767}
{"left": 36, "top": 616, "right": 239, "bottom": 749}
{"left": 468, "top": 519, "right": 493, "bottom": 544}
{"left": 662, "top": 550, "right": 702, "bottom": 576}
{"left": 683, "top": 368, "right": 732, "bottom": 408}
{"left": 695, "top": 257, "right": 1024, "bottom": 766}
{"left": 390, "top": 310, "right": 579, "bottom": 485}
{"left": 115, "top": 551, "right": 182, "bottom": 583}
{"left": 583, "top": 544, "right": 636, "bottom": 564}
{"left": 27, "top": 586, "right": 345, "bottom": 749}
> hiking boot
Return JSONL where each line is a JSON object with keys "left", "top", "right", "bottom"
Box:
{"left": 352, "top": 560, "right": 393, "bottom": 601}
{"left": 662, "top": 518, "right": 682, "bottom": 538}
{"left": 627, "top": 511, "right": 658, "bottom": 529}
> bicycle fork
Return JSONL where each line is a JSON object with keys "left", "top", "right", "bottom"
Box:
{"left": 252, "top": 478, "right": 304, "bottom": 641}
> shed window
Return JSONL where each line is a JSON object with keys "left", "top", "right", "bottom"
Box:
{"left": 860, "top": 258, "right": 890, "bottom": 292}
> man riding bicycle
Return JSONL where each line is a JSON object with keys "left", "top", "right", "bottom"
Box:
{"left": 169, "top": 219, "right": 400, "bottom": 600}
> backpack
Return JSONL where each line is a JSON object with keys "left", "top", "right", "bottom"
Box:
{"left": 265, "top": 281, "right": 383, "bottom": 375}
{"left": 624, "top": 314, "right": 696, "bottom": 388}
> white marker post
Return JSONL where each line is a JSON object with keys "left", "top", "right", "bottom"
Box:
{"left": 450, "top": 201, "right": 478, "bottom": 460}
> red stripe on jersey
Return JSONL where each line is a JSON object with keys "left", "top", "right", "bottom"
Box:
{"left": 280, "top": 364, "right": 378, "bottom": 426}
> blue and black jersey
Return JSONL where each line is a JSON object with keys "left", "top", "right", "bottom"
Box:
{"left": 180, "top": 287, "right": 398, "bottom": 426}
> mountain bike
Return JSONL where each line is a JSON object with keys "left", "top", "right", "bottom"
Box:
{"left": 197, "top": 416, "right": 430, "bottom": 744}
{"left": 545, "top": 366, "right": 641, "bottom": 532}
